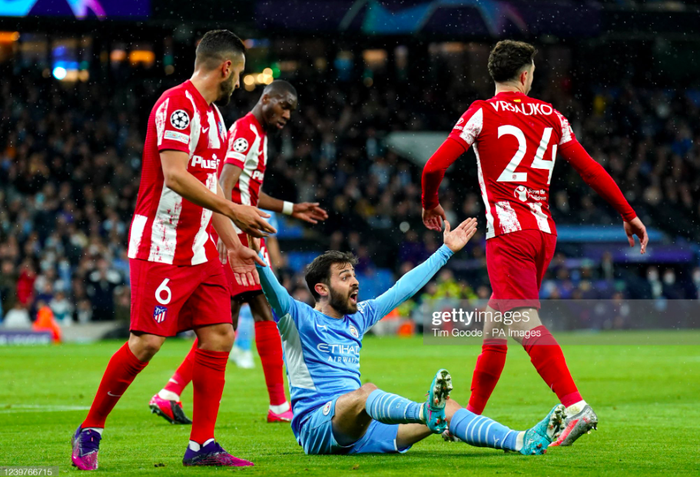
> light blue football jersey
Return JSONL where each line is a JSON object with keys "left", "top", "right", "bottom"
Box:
{"left": 257, "top": 245, "right": 454, "bottom": 439}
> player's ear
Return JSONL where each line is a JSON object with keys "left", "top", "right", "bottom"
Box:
{"left": 314, "top": 283, "right": 328, "bottom": 298}
{"left": 222, "top": 59, "right": 232, "bottom": 79}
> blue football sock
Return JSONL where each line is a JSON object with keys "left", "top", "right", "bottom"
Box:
{"left": 235, "top": 304, "right": 254, "bottom": 351}
{"left": 365, "top": 389, "right": 423, "bottom": 425}
{"left": 449, "top": 408, "right": 519, "bottom": 451}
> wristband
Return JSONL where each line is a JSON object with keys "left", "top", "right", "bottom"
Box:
{"left": 282, "top": 201, "right": 294, "bottom": 215}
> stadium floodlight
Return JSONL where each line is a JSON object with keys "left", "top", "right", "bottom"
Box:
{"left": 52, "top": 66, "right": 67, "bottom": 80}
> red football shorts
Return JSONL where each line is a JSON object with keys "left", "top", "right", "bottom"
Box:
{"left": 486, "top": 229, "right": 557, "bottom": 312}
{"left": 129, "top": 258, "right": 231, "bottom": 337}
{"left": 222, "top": 233, "right": 270, "bottom": 299}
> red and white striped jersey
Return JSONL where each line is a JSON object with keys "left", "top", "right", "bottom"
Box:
{"left": 449, "top": 91, "right": 575, "bottom": 239}
{"left": 223, "top": 112, "right": 268, "bottom": 207}
{"left": 127, "top": 80, "right": 228, "bottom": 266}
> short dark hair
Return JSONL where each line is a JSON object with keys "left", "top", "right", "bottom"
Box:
{"left": 195, "top": 30, "right": 246, "bottom": 70}
{"left": 487, "top": 40, "right": 537, "bottom": 83}
{"left": 263, "top": 80, "right": 297, "bottom": 98}
{"left": 305, "top": 251, "right": 358, "bottom": 301}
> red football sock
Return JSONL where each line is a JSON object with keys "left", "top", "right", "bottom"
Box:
{"left": 467, "top": 339, "right": 508, "bottom": 414}
{"left": 190, "top": 348, "right": 228, "bottom": 445}
{"left": 164, "top": 339, "right": 197, "bottom": 397}
{"left": 254, "top": 321, "right": 287, "bottom": 407}
{"left": 82, "top": 342, "right": 148, "bottom": 428}
{"left": 522, "top": 325, "right": 582, "bottom": 407}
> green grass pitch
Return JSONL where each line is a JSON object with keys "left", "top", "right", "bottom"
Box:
{"left": 1, "top": 333, "right": 699, "bottom": 476}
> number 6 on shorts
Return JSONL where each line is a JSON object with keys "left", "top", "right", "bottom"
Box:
{"left": 155, "top": 278, "right": 172, "bottom": 305}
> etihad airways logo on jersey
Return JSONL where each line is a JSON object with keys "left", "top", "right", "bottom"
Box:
{"left": 491, "top": 101, "right": 553, "bottom": 116}
{"left": 191, "top": 155, "right": 220, "bottom": 170}
{"left": 317, "top": 343, "right": 360, "bottom": 364}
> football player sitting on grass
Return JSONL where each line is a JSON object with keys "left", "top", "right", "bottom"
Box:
{"left": 249, "top": 218, "right": 565, "bottom": 456}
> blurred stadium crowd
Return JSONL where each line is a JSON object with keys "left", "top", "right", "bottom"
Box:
{"left": 1, "top": 51, "right": 699, "bottom": 327}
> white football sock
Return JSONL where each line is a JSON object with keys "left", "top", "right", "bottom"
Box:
{"left": 158, "top": 389, "right": 180, "bottom": 402}
{"left": 565, "top": 400, "right": 587, "bottom": 416}
{"left": 269, "top": 402, "right": 290, "bottom": 414}
{"left": 514, "top": 431, "right": 525, "bottom": 451}
{"left": 84, "top": 427, "right": 103, "bottom": 436}
{"left": 188, "top": 438, "right": 214, "bottom": 452}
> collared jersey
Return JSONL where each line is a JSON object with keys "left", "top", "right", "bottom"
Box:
{"left": 223, "top": 112, "right": 268, "bottom": 207}
{"left": 449, "top": 91, "right": 575, "bottom": 239}
{"left": 128, "top": 80, "right": 227, "bottom": 266}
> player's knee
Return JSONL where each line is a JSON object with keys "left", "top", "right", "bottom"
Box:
{"left": 197, "top": 324, "right": 235, "bottom": 351}
{"left": 444, "top": 397, "right": 462, "bottom": 423}
{"left": 128, "top": 333, "right": 164, "bottom": 361}
{"left": 252, "top": 313, "right": 274, "bottom": 323}
{"left": 344, "top": 384, "right": 378, "bottom": 417}
{"left": 360, "top": 383, "right": 378, "bottom": 397}
{"left": 214, "top": 324, "right": 235, "bottom": 345}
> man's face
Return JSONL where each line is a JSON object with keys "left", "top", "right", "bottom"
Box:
{"left": 261, "top": 91, "right": 298, "bottom": 133}
{"left": 326, "top": 262, "right": 359, "bottom": 315}
{"left": 216, "top": 56, "right": 245, "bottom": 106}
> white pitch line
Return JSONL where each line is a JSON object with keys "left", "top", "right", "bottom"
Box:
{"left": 0, "top": 404, "right": 90, "bottom": 413}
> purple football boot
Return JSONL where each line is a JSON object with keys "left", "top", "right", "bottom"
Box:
{"left": 71, "top": 426, "right": 101, "bottom": 470}
{"left": 183, "top": 441, "right": 253, "bottom": 467}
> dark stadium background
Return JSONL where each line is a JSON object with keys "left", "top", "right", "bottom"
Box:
{"left": 1, "top": 0, "right": 699, "bottom": 339}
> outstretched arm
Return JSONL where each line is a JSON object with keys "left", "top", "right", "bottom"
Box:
{"left": 374, "top": 245, "right": 452, "bottom": 319}
{"left": 373, "top": 218, "right": 477, "bottom": 319}
{"left": 421, "top": 137, "right": 466, "bottom": 231}
{"left": 560, "top": 140, "right": 648, "bottom": 253}
{"left": 211, "top": 183, "right": 265, "bottom": 287}
{"left": 560, "top": 141, "right": 635, "bottom": 220}
{"left": 255, "top": 253, "right": 293, "bottom": 318}
{"left": 422, "top": 103, "right": 483, "bottom": 232}
{"left": 258, "top": 191, "right": 328, "bottom": 225}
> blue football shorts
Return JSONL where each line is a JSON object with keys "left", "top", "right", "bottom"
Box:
{"left": 298, "top": 396, "right": 412, "bottom": 455}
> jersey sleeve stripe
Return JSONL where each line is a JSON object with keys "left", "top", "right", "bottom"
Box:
{"left": 155, "top": 98, "right": 169, "bottom": 146}
{"left": 555, "top": 110, "right": 574, "bottom": 145}
{"left": 460, "top": 108, "right": 483, "bottom": 146}
{"left": 226, "top": 151, "right": 246, "bottom": 161}
{"left": 235, "top": 128, "right": 261, "bottom": 206}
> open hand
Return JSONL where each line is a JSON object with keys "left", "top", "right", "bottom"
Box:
{"left": 292, "top": 202, "right": 328, "bottom": 224}
{"left": 227, "top": 244, "right": 266, "bottom": 287}
{"left": 423, "top": 204, "right": 446, "bottom": 231}
{"left": 443, "top": 218, "right": 478, "bottom": 253}
{"left": 624, "top": 217, "right": 648, "bottom": 254}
